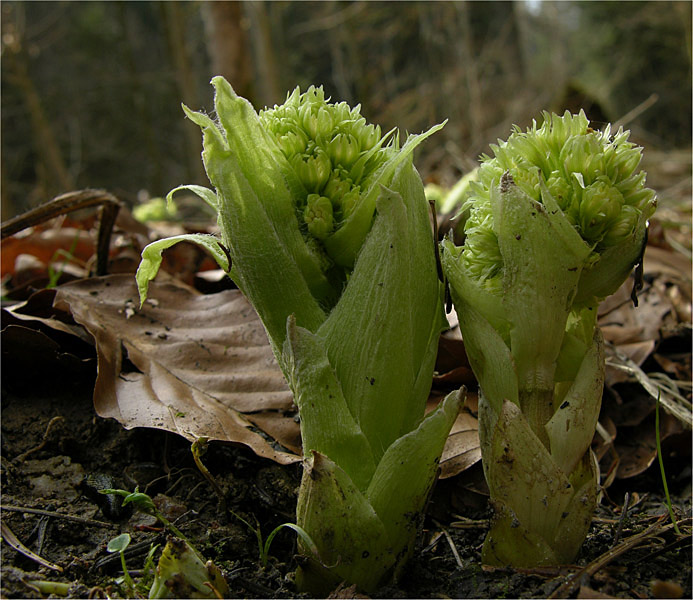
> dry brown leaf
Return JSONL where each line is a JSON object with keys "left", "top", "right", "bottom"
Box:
{"left": 1, "top": 228, "right": 95, "bottom": 277}
{"left": 3, "top": 290, "right": 86, "bottom": 341}
{"left": 427, "top": 392, "right": 481, "bottom": 479}
{"left": 600, "top": 277, "right": 681, "bottom": 387}
{"left": 439, "top": 411, "right": 481, "bottom": 479}
{"left": 615, "top": 410, "right": 686, "bottom": 479}
{"left": 48, "top": 274, "right": 481, "bottom": 475}
{"left": 643, "top": 245, "right": 692, "bottom": 283}
{"left": 600, "top": 278, "right": 675, "bottom": 343}
{"left": 53, "top": 274, "right": 301, "bottom": 465}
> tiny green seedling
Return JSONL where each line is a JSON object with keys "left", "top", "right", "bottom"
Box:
{"left": 229, "top": 510, "right": 319, "bottom": 569}
{"left": 46, "top": 228, "right": 83, "bottom": 289}
{"left": 25, "top": 580, "right": 71, "bottom": 597}
{"left": 190, "top": 436, "right": 226, "bottom": 513}
{"left": 100, "top": 489, "right": 228, "bottom": 598}
{"left": 106, "top": 533, "right": 135, "bottom": 596}
{"left": 99, "top": 487, "right": 189, "bottom": 545}
{"left": 149, "top": 537, "right": 229, "bottom": 599}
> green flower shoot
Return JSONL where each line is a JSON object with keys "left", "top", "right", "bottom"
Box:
{"left": 136, "top": 77, "right": 459, "bottom": 594}
{"left": 442, "top": 110, "right": 656, "bottom": 567}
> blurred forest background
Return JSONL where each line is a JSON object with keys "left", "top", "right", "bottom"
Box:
{"left": 1, "top": 0, "right": 691, "bottom": 219}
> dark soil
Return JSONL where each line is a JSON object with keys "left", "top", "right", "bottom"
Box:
{"left": 1, "top": 362, "right": 690, "bottom": 599}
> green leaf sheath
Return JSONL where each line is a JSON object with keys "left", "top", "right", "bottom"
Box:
{"left": 294, "top": 390, "right": 461, "bottom": 596}
{"left": 366, "top": 389, "right": 461, "bottom": 554}
{"left": 545, "top": 328, "right": 604, "bottom": 475}
{"left": 290, "top": 153, "right": 454, "bottom": 594}
{"left": 492, "top": 182, "right": 586, "bottom": 411}
{"left": 295, "top": 452, "right": 393, "bottom": 596}
{"left": 318, "top": 160, "right": 445, "bottom": 459}
{"left": 482, "top": 400, "right": 589, "bottom": 567}
{"left": 573, "top": 217, "right": 649, "bottom": 306}
{"left": 283, "top": 317, "right": 376, "bottom": 492}
{"left": 442, "top": 241, "right": 519, "bottom": 415}
{"left": 198, "top": 124, "right": 326, "bottom": 354}
{"left": 182, "top": 97, "right": 326, "bottom": 356}
{"left": 208, "top": 77, "right": 335, "bottom": 307}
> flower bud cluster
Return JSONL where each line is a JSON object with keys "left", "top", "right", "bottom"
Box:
{"left": 461, "top": 111, "right": 656, "bottom": 287}
{"left": 260, "top": 86, "right": 389, "bottom": 244}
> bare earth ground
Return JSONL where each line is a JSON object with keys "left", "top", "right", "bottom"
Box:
{"left": 1, "top": 367, "right": 690, "bottom": 599}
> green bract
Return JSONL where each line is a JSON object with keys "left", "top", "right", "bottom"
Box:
{"left": 442, "top": 110, "right": 655, "bottom": 566}
{"left": 136, "top": 77, "right": 459, "bottom": 594}
{"left": 149, "top": 538, "right": 229, "bottom": 599}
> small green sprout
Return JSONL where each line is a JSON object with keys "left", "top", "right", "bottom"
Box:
{"left": 99, "top": 488, "right": 189, "bottom": 544}
{"left": 133, "top": 196, "right": 179, "bottom": 223}
{"left": 25, "top": 580, "right": 71, "bottom": 597}
{"left": 106, "top": 533, "right": 135, "bottom": 596}
{"left": 46, "top": 231, "right": 82, "bottom": 289}
{"left": 229, "top": 510, "right": 320, "bottom": 570}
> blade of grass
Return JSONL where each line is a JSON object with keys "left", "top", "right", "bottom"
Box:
{"left": 655, "top": 391, "right": 681, "bottom": 535}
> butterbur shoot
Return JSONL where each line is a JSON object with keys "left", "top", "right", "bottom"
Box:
{"left": 136, "top": 77, "right": 460, "bottom": 594}
{"left": 442, "top": 110, "right": 656, "bottom": 566}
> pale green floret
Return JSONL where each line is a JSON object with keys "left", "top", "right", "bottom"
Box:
{"left": 290, "top": 149, "right": 332, "bottom": 192}
{"left": 545, "top": 171, "right": 573, "bottom": 211}
{"left": 277, "top": 129, "right": 308, "bottom": 157}
{"left": 323, "top": 168, "right": 353, "bottom": 201}
{"left": 357, "top": 123, "right": 382, "bottom": 151}
{"left": 509, "top": 165, "right": 541, "bottom": 201}
{"left": 328, "top": 133, "right": 360, "bottom": 168}
{"left": 304, "top": 194, "right": 334, "bottom": 240}
{"left": 458, "top": 192, "right": 503, "bottom": 289}
{"left": 601, "top": 204, "right": 640, "bottom": 247}
{"left": 337, "top": 188, "right": 360, "bottom": 219}
{"left": 560, "top": 132, "right": 605, "bottom": 185}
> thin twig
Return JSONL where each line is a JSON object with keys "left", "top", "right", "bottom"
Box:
{"left": 441, "top": 526, "right": 464, "bottom": 569}
{"left": 613, "top": 93, "right": 659, "bottom": 129}
{"left": 1, "top": 504, "right": 113, "bottom": 528}
{"left": 450, "top": 516, "right": 490, "bottom": 529}
{"left": 1, "top": 189, "right": 121, "bottom": 276}
{"left": 1, "top": 521, "right": 63, "bottom": 572}
{"left": 612, "top": 492, "right": 630, "bottom": 545}
{"left": 14, "top": 416, "right": 64, "bottom": 463}
{"left": 605, "top": 343, "right": 692, "bottom": 427}
{"left": 548, "top": 518, "right": 690, "bottom": 599}
{"left": 190, "top": 437, "right": 227, "bottom": 515}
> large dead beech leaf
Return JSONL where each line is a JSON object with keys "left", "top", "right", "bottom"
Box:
{"left": 53, "top": 275, "right": 480, "bottom": 476}
{"left": 53, "top": 275, "right": 301, "bottom": 465}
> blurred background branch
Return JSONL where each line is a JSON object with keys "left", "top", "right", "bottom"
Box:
{"left": 1, "top": 0, "right": 690, "bottom": 217}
